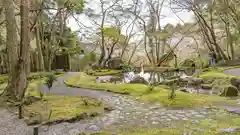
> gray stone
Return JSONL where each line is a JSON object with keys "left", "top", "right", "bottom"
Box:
{"left": 219, "top": 128, "right": 240, "bottom": 133}
{"left": 194, "top": 115, "right": 204, "bottom": 118}
{"left": 181, "top": 117, "right": 189, "bottom": 121}
{"left": 69, "top": 129, "right": 80, "bottom": 135}
{"left": 170, "top": 116, "right": 180, "bottom": 120}
{"left": 87, "top": 125, "right": 100, "bottom": 131}
{"left": 152, "top": 121, "right": 159, "bottom": 124}
{"left": 193, "top": 128, "right": 204, "bottom": 132}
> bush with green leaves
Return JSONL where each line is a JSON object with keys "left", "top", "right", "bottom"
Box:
{"left": 44, "top": 73, "right": 57, "bottom": 90}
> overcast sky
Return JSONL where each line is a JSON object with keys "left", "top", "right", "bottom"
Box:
{"left": 66, "top": 0, "right": 195, "bottom": 41}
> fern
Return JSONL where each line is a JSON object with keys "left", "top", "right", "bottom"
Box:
{"left": 44, "top": 73, "right": 57, "bottom": 90}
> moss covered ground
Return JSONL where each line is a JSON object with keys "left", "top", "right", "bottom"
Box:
{"left": 65, "top": 73, "right": 232, "bottom": 108}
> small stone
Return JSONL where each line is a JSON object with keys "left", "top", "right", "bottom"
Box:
{"left": 152, "top": 121, "right": 159, "bottom": 124}
{"left": 193, "top": 128, "right": 204, "bottom": 132}
{"left": 175, "top": 114, "right": 186, "bottom": 118}
{"left": 136, "top": 112, "right": 141, "bottom": 115}
{"left": 194, "top": 115, "right": 204, "bottom": 118}
{"left": 181, "top": 117, "right": 188, "bottom": 121}
{"left": 191, "top": 120, "right": 200, "bottom": 124}
{"left": 165, "top": 118, "right": 171, "bottom": 121}
{"left": 191, "top": 111, "right": 199, "bottom": 115}
{"left": 160, "top": 116, "right": 168, "bottom": 119}
{"left": 87, "top": 125, "right": 100, "bottom": 131}
{"left": 219, "top": 128, "right": 240, "bottom": 133}
{"left": 69, "top": 129, "right": 80, "bottom": 135}
{"left": 170, "top": 116, "right": 180, "bottom": 120}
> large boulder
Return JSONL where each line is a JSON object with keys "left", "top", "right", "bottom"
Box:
{"left": 201, "top": 84, "right": 212, "bottom": 89}
{"left": 230, "top": 77, "right": 240, "bottom": 89}
{"left": 202, "top": 77, "right": 215, "bottom": 84}
{"left": 109, "top": 76, "right": 122, "bottom": 84}
{"left": 179, "top": 78, "right": 189, "bottom": 87}
{"left": 212, "top": 85, "right": 239, "bottom": 97}
{"left": 163, "top": 78, "right": 180, "bottom": 85}
{"left": 130, "top": 76, "right": 148, "bottom": 84}
{"left": 96, "top": 76, "right": 113, "bottom": 83}
{"left": 182, "top": 77, "right": 203, "bottom": 88}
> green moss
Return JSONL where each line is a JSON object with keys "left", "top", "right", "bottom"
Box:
{"left": 200, "top": 69, "right": 234, "bottom": 79}
{"left": 200, "top": 67, "right": 240, "bottom": 79}
{"left": 0, "top": 73, "right": 103, "bottom": 124}
{"left": 21, "top": 77, "right": 104, "bottom": 124}
{"left": 65, "top": 73, "right": 229, "bottom": 108}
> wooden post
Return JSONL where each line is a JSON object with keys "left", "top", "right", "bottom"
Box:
{"left": 18, "top": 104, "right": 23, "bottom": 119}
{"left": 33, "top": 126, "right": 38, "bottom": 135}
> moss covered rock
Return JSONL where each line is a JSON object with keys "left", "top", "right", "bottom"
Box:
{"left": 201, "top": 84, "right": 212, "bottom": 90}
{"left": 202, "top": 77, "right": 215, "bottom": 84}
{"left": 179, "top": 78, "right": 188, "bottom": 87}
{"left": 130, "top": 76, "right": 148, "bottom": 84}
{"left": 187, "top": 78, "right": 203, "bottom": 88}
{"left": 163, "top": 78, "right": 179, "bottom": 85}
{"left": 230, "top": 77, "right": 240, "bottom": 89}
{"left": 212, "top": 85, "right": 238, "bottom": 97}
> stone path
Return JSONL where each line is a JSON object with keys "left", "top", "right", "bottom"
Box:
{"left": 224, "top": 68, "right": 240, "bottom": 76}
{"left": 36, "top": 73, "right": 238, "bottom": 135}
{"left": 0, "top": 72, "right": 239, "bottom": 135}
{"left": 0, "top": 108, "right": 33, "bottom": 135}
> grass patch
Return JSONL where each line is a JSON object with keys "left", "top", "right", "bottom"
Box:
{"left": 200, "top": 67, "right": 240, "bottom": 79}
{"left": 0, "top": 73, "right": 104, "bottom": 126}
{"left": 65, "top": 73, "right": 230, "bottom": 108}
{"left": 23, "top": 80, "right": 104, "bottom": 125}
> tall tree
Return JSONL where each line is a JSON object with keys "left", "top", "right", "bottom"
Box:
{"left": 1, "top": 0, "right": 30, "bottom": 101}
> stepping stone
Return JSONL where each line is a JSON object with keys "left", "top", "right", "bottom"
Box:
{"left": 87, "top": 125, "right": 100, "bottom": 131}
{"left": 152, "top": 121, "right": 159, "bottom": 124}
{"left": 219, "top": 128, "right": 240, "bottom": 133}
{"left": 69, "top": 129, "right": 80, "bottom": 135}
{"left": 194, "top": 115, "right": 205, "bottom": 118}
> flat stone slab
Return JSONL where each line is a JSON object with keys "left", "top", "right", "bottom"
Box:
{"left": 224, "top": 106, "right": 240, "bottom": 115}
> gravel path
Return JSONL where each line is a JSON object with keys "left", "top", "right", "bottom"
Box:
{"left": 0, "top": 108, "right": 32, "bottom": 135}
{"left": 0, "top": 72, "right": 239, "bottom": 135}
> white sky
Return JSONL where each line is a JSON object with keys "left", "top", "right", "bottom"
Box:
{"left": 66, "top": 0, "right": 195, "bottom": 41}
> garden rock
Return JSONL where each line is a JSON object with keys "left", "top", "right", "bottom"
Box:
{"left": 179, "top": 78, "right": 188, "bottom": 87}
{"left": 213, "top": 85, "right": 239, "bottom": 97}
{"left": 230, "top": 77, "right": 240, "bottom": 90}
{"left": 202, "top": 78, "right": 213, "bottom": 84}
{"left": 96, "top": 76, "right": 113, "bottom": 83}
{"left": 109, "top": 76, "right": 122, "bottom": 84}
{"left": 130, "top": 76, "right": 148, "bottom": 84}
{"left": 201, "top": 84, "right": 212, "bottom": 90}
{"left": 202, "top": 77, "right": 215, "bottom": 84}
{"left": 188, "top": 78, "right": 203, "bottom": 88}
{"left": 178, "top": 88, "right": 188, "bottom": 93}
{"left": 163, "top": 79, "right": 179, "bottom": 85}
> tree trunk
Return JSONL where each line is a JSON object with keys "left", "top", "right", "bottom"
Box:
{"left": 1, "top": 0, "right": 19, "bottom": 99}
{"left": 35, "top": 21, "right": 44, "bottom": 71}
{"left": 103, "top": 41, "right": 118, "bottom": 66}
{"left": 16, "top": 0, "right": 30, "bottom": 99}
{"left": 98, "top": 10, "right": 106, "bottom": 67}
{"left": 2, "top": 0, "right": 30, "bottom": 101}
